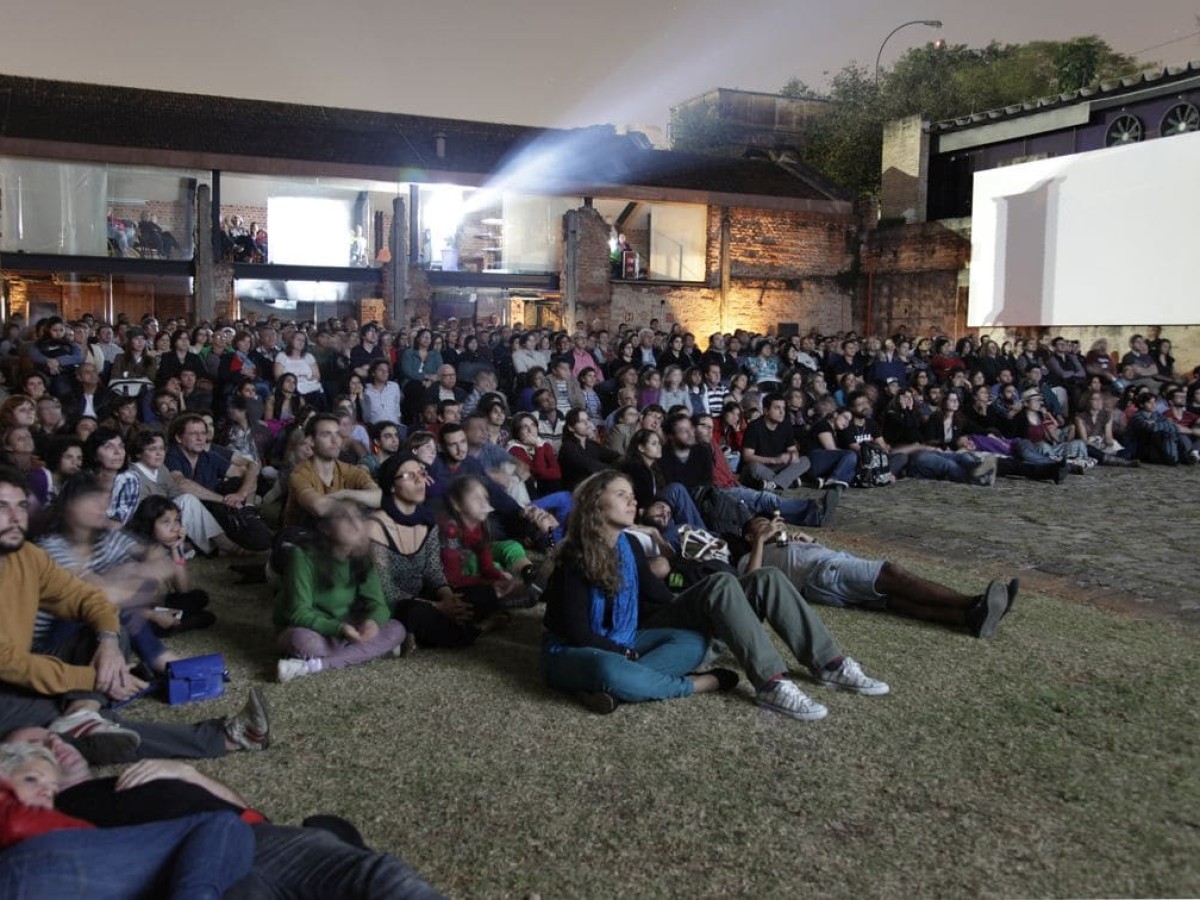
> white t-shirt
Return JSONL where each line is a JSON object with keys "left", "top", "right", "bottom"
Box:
{"left": 274, "top": 352, "right": 322, "bottom": 394}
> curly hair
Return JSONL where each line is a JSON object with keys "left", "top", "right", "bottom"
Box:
{"left": 561, "top": 470, "right": 631, "bottom": 599}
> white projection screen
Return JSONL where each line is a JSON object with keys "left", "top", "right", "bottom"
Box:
{"left": 968, "top": 129, "right": 1200, "bottom": 327}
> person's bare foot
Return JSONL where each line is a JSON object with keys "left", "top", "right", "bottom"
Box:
{"left": 688, "top": 673, "right": 721, "bottom": 694}
{"left": 688, "top": 668, "right": 740, "bottom": 694}
{"left": 148, "top": 609, "right": 182, "bottom": 631}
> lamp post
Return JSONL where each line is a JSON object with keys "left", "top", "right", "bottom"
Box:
{"left": 875, "top": 19, "right": 943, "bottom": 85}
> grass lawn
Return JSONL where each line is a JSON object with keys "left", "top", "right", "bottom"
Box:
{"left": 121, "top": 470, "right": 1200, "bottom": 897}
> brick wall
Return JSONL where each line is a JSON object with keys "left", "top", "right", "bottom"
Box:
{"left": 727, "top": 206, "right": 856, "bottom": 279}
{"left": 110, "top": 199, "right": 193, "bottom": 255}
{"left": 860, "top": 220, "right": 1200, "bottom": 372}
{"left": 218, "top": 204, "right": 268, "bottom": 232}
{"left": 591, "top": 205, "right": 856, "bottom": 335}
{"left": 563, "top": 207, "right": 613, "bottom": 328}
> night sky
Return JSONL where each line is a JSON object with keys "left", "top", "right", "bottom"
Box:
{"left": 5, "top": 0, "right": 1198, "bottom": 137}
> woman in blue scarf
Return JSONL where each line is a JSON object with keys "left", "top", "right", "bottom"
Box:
{"left": 541, "top": 470, "right": 735, "bottom": 714}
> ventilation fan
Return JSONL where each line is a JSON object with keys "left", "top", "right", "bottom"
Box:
{"left": 1160, "top": 102, "right": 1200, "bottom": 136}
{"left": 1105, "top": 114, "right": 1143, "bottom": 147}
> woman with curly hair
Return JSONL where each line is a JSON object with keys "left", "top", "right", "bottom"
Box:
{"left": 540, "top": 470, "right": 731, "bottom": 713}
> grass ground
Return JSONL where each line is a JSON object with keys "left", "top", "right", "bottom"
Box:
{"left": 122, "top": 468, "right": 1200, "bottom": 898}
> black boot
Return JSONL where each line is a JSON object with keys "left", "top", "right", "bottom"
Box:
{"left": 1101, "top": 453, "right": 1139, "bottom": 468}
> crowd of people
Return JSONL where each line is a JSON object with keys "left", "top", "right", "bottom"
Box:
{"left": 0, "top": 306, "right": 1193, "bottom": 893}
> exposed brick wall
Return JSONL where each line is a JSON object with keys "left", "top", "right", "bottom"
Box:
{"left": 109, "top": 199, "right": 193, "bottom": 254}
{"left": 727, "top": 207, "right": 856, "bottom": 279}
{"left": 596, "top": 205, "right": 855, "bottom": 335}
{"left": 563, "top": 207, "right": 613, "bottom": 328}
{"left": 859, "top": 220, "right": 1200, "bottom": 372}
{"left": 218, "top": 204, "right": 268, "bottom": 232}
{"left": 611, "top": 279, "right": 851, "bottom": 338}
{"left": 859, "top": 221, "right": 970, "bottom": 337}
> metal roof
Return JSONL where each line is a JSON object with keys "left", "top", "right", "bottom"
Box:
{"left": 930, "top": 60, "right": 1200, "bottom": 134}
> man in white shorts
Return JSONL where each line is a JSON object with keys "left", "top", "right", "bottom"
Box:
{"left": 736, "top": 518, "right": 1016, "bottom": 639}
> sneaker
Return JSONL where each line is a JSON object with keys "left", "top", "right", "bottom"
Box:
{"left": 969, "top": 454, "right": 998, "bottom": 486}
{"left": 755, "top": 679, "right": 828, "bottom": 721}
{"left": 762, "top": 480, "right": 780, "bottom": 492}
{"left": 49, "top": 710, "right": 141, "bottom": 764}
{"left": 223, "top": 686, "right": 271, "bottom": 751}
{"left": 1004, "top": 578, "right": 1020, "bottom": 617}
{"left": 578, "top": 691, "right": 618, "bottom": 715}
{"left": 817, "top": 488, "right": 840, "bottom": 528}
{"left": 826, "top": 479, "right": 851, "bottom": 491}
{"left": 813, "top": 476, "right": 827, "bottom": 490}
{"left": 276, "top": 658, "right": 313, "bottom": 683}
{"left": 970, "top": 580, "right": 1009, "bottom": 639}
{"left": 390, "top": 632, "right": 418, "bottom": 658}
{"left": 817, "top": 657, "right": 890, "bottom": 695}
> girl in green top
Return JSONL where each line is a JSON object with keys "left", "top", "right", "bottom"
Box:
{"left": 275, "top": 500, "right": 408, "bottom": 682}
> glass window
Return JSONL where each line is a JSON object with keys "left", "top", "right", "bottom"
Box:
{"left": 0, "top": 157, "right": 204, "bottom": 260}
{"left": 501, "top": 194, "right": 572, "bottom": 274}
{"left": 0, "top": 268, "right": 193, "bottom": 324}
{"left": 235, "top": 278, "right": 375, "bottom": 322}
{"left": 416, "top": 186, "right": 566, "bottom": 275}
{"left": 648, "top": 203, "right": 707, "bottom": 282}
{"left": 221, "top": 174, "right": 401, "bottom": 267}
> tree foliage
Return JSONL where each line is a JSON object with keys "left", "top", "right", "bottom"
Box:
{"left": 670, "top": 35, "right": 1148, "bottom": 197}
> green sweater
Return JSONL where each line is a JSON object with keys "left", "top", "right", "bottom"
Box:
{"left": 274, "top": 547, "right": 389, "bottom": 637}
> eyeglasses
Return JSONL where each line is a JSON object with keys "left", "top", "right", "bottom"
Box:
{"left": 393, "top": 470, "right": 424, "bottom": 482}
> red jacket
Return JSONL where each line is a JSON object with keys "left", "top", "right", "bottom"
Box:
{"left": 0, "top": 785, "right": 93, "bottom": 850}
{"left": 507, "top": 442, "right": 562, "bottom": 482}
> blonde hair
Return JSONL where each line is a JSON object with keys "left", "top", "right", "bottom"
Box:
{"left": 0, "top": 742, "right": 59, "bottom": 777}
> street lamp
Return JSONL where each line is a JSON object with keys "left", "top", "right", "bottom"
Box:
{"left": 875, "top": 19, "right": 943, "bottom": 85}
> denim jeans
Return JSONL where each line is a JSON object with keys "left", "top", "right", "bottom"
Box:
{"left": 226, "top": 823, "right": 443, "bottom": 900}
{"left": 806, "top": 448, "right": 858, "bottom": 484}
{"left": 907, "top": 450, "right": 978, "bottom": 483}
{"left": 541, "top": 628, "right": 708, "bottom": 702}
{"left": 661, "top": 482, "right": 706, "bottom": 530}
{"left": 0, "top": 811, "right": 254, "bottom": 899}
{"left": 721, "top": 486, "right": 819, "bottom": 526}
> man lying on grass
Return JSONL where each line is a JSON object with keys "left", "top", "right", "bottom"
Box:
{"left": 735, "top": 517, "right": 1018, "bottom": 638}
{"left": 637, "top": 503, "right": 1017, "bottom": 639}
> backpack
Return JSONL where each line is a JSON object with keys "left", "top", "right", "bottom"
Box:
{"left": 854, "top": 443, "right": 892, "bottom": 488}
{"left": 690, "top": 485, "right": 752, "bottom": 540}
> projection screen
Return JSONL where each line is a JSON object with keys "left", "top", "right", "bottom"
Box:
{"left": 967, "top": 129, "right": 1200, "bottom": 327}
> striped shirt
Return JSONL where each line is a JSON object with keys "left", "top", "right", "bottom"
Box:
{"left": 33, "top": 531, "right": 141, "bottom": 649}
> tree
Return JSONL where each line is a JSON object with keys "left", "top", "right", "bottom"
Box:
{"left": 670, "top": 36, "right": 1147, "bottom": 196}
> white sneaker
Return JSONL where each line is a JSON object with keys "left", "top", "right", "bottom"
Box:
{"left": 276, "top": 658, "right": 313, "bottom": 683}
{"left": 818, "top": 657, "right": 890, "bottom": 696}
{"left": 755, "top": 679, "right": 828, "bottom": 721}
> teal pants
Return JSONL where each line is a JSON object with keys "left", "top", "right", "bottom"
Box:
{"left": 542, "top": 628, "right": 708, "bottom": 702}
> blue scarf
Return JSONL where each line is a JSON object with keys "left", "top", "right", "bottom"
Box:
{"left": 589, "top": 535, "right": 639, "bottom": 648}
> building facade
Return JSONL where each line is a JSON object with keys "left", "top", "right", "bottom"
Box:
{"left": 0, "top": 74, "right": 856, "bottom": 337}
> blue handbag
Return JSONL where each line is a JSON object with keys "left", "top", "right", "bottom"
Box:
{"left": 165, "top": 654, "right": 229, "bottom": 705}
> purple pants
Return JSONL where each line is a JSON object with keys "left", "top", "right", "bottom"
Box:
{"left": 277, "top": 620, "right": 407, "bottom": 670}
